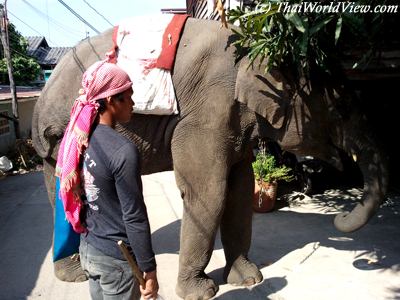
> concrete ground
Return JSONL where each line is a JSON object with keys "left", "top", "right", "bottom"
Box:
{"left": 0, "top": 171, "right": 399, "bottom": 300}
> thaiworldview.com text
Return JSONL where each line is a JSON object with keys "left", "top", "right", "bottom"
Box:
{"left": 276, "top": 2, "right": 398, "bottom": 14}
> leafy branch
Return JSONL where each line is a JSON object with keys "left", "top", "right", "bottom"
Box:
{"left": 0, "top": 23, "right": 40, "bottom": 85}
{"left": 228, "top": 0, "right": 399, "bottom": 76}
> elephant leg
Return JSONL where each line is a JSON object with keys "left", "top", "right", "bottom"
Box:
{"left": 43, "top": 158, "right": 87, "bottom": 282}
{"left": 172, "top": 135, "right": 229, "bottom": 299}
{"left": 53, "top": 255, "right": 87, "bottom": 282}
{"left": 221, "top": 158, "right": 263, "bottom": 286}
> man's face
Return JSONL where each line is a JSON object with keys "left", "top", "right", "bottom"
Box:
{"left": 113, "top": 87, "right": 134, "bottom": 123}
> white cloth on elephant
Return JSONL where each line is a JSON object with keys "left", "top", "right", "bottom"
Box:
{"left": 114, "top": 15, "right": 179, "bottom": 115}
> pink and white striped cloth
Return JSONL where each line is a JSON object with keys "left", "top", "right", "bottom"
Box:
{"left": 55, "top": 60, "right": 132, "bottom": 233}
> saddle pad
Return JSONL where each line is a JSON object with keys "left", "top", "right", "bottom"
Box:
{"left": 112, "top": 14, "right": 188, "bottom": 115}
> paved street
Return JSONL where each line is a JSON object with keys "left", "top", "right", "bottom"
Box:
{"left": 0, "top": 171, "right": 399, "bottom": 300}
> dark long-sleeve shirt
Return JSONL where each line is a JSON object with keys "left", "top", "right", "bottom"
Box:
{"left": 81, "top": 124, "right": 156, "bottom": 273}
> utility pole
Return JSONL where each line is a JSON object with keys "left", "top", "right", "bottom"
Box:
{"left": 0, "top": 1, "right": 20, "bottom": 139}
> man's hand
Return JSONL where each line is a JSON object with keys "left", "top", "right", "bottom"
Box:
{"left": 140, "top": 270, "right": 159, "bottom": 299}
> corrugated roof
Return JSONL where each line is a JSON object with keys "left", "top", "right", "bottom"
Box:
{"left": 44, "top": 47, "right": 70, "bottom": 65}
{"left": 26, "top": 36, "right": 48, "bottom": 52}
{"left": 25, "top": 36, "right": 70, "bottom": 65}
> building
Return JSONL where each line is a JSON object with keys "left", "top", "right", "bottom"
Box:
{"left": 0, "top": 86, "right": 41, "bottom": 154}
{"left": 26, "top": 36, "right": 70, "bottom": 84}
{"left": 0, "top": 37, "right": 69, "bottom": 154}
{"left": 186, "top": 0, "right": 254, "bottom": 20}
{"left": 161, "top": 8, "right": 187, "bottom": 14}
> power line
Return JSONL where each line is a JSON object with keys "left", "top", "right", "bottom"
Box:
{"left": 7, "top": 10, "right": 58, "bottom": 46}
{"left": 9, "top": 47, "right": 35, "bottom": 60}
{"left": 8, "top": 11, "right": 42, "bottom": 36}
{"left": 4, "top": 30, "right": 42, "bottom": 47}
{"left": 21, "top": 0, "right": 86, "bottom": 38}
{"left": 1, "top": 39, "right": 41, "bottom": 61}
{"left": 46, "top": 0, "right": 51, "bottom": 45}
{"left": 0, "top": 27, "right": 52, "bottom": 61}
{"left": 57, "top": 0, "right": 100, "bottom": 34}
{"left": 4, "top": 41, "right": 48, "bottom": 62}
{"left": 6, "top": 35, "right": 35, "bottom": 48}
{"left": 5, "top": 29, "right": 53, "bottom": 55}
{"left": 82, "top": 0, "right": 113, "bottom": 27}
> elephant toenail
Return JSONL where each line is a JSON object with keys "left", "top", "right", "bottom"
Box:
{"left": 242, "top": 277, "right": 256, "bottom": 286}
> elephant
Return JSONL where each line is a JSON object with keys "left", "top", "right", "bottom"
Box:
{"left": 32, "top": 17, "right": 388, "bottom": 299}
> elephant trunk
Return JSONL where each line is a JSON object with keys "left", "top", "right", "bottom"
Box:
{"left": 32, "top": 91, "right": 65, "bottom": 161}
{"left": 32, "top": 102, "right": 50, "bottom": 158}
{"left": 333, "top": 122, "right": 389, "bottom": 232}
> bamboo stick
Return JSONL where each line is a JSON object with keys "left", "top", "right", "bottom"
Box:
{"left": 117, "top": 240, "right": 145, "bottom": 287}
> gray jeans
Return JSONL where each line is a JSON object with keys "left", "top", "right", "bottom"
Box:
{"left": 79, "top": 237, "right": 141, "bottom": 300}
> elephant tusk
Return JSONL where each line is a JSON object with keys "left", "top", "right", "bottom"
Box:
{"left": 352, "top": 154, "right": 358, "bottom": 162}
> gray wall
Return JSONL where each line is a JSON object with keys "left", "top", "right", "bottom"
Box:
{"left": 0, "top": 97, "right": 37, "bottom": 155}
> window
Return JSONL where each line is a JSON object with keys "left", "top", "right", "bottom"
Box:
{"left": 0, "top": 111, "right": 11, "bottom": 135}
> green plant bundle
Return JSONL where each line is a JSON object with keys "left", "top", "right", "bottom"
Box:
{"left": 228, "top": 0, "right": 398, "bottom": 76}
{"left": 252, "top": 152, "right": 294, "bottom": 183}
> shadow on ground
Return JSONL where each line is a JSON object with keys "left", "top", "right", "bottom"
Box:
{"left": 0, "top": 172, "right": 53, "bottom": 299}
{"left": 249, "top": 206, "right": 400, "bottom": 271}
{"left": 215, "top": 276, "right": 288, "bottom": 299}
{"left": 152, "top": 188, "right": 400, "bottom": 299}
{"left": 152, "top": 219, "right": 181, "bottom": 255}
{"left": 252, "top": 189, "right": 400, "bottom": 272}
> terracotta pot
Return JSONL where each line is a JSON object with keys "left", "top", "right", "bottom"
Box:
{"left": 253, "top": 180, "right": 278, "bottom": 213}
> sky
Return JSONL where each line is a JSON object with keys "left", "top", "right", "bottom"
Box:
{"left": 7, "top": 0, "right": 186, "bottom": 47}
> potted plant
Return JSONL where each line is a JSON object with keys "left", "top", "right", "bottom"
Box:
{"left": 252, "top": 148, "right": 294, "bottom": 213}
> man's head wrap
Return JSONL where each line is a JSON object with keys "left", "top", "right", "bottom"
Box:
{"left": 56, "top": 60, "right": 132, "bottom": 233}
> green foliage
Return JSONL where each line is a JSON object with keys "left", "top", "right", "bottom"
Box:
{"left": 252, "top": 151, "right": 294, "bottom": 183}
{"left": 228, "top": 0, "right": 399, "bottom": 75}
{"left": 0, "top": 23, "right": 29, "bottom": 57}
{"left": 9, "top": 24, "right": 29, "bottom": 54}
{"left": 0, "top": 56, "right": 40, "bottom": 84}
{"left": 0, "top": 23, "right": 40, "bottom": 85}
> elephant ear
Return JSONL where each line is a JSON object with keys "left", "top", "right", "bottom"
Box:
{"left": 235, "top": 59, "right": 292, "bottom": 129}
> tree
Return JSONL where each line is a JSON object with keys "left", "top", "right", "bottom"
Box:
{"left": 228, "top": 0, "right": 400, "bottom": 77}
{"left": 0, "top": 22, "right": 40, "bottom": 85}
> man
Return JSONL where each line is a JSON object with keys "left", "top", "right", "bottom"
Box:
{"left": 56, "top": 60, "right": 158, "bottom": 299}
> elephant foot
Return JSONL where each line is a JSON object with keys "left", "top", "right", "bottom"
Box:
{"left": 223, "top": 256, "right": 263, "bottom": 286}
{"left": 176, "top": 272, "right": 218, "bottom": 300}
{"left": 54, "top": 254, "right": 88, "bottom": 282}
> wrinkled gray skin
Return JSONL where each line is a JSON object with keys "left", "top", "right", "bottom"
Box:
{"left": 32, "top": 18, "right": 388, "bottom": 299}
